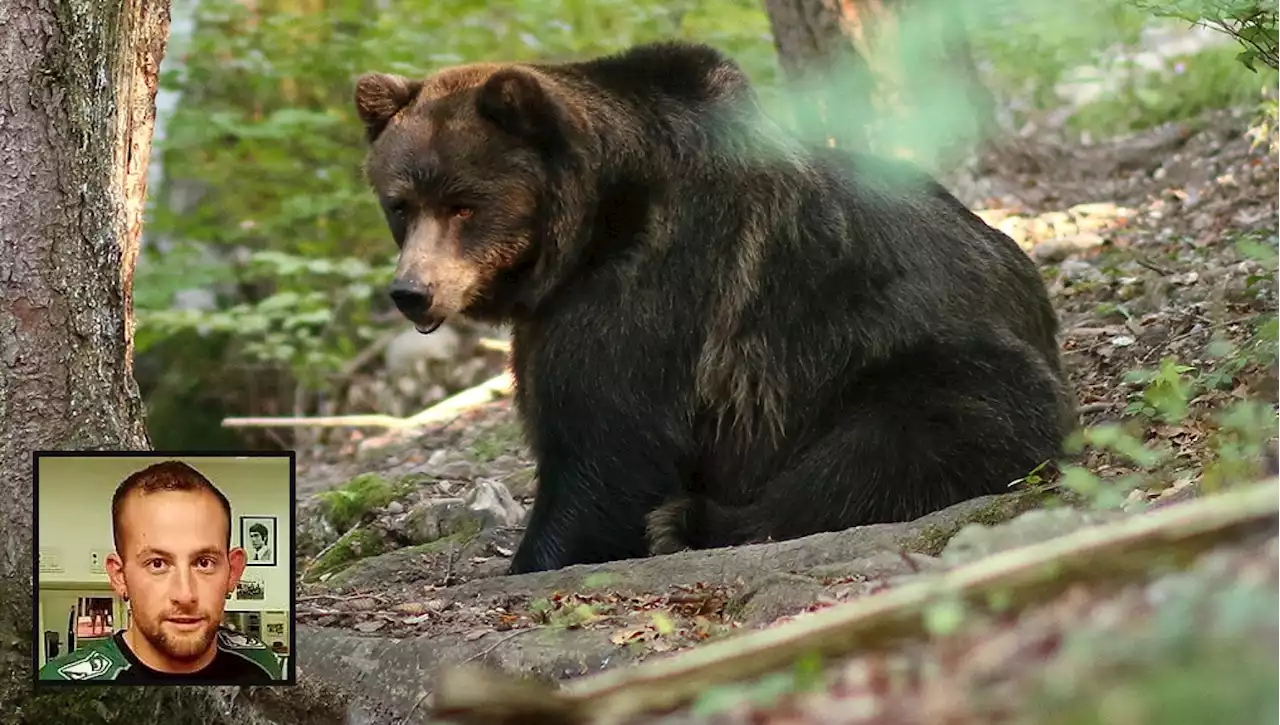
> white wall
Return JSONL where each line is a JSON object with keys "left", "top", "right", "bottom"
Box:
{"left": 36, "top": 455, "right": 293, "bottom": 613}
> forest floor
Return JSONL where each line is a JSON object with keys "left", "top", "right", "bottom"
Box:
{"left": 279, "top": 101, "right": 1280, "bottom": 725}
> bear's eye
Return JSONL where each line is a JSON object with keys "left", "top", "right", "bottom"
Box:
{"left": 385, "top": 199, "right": 410, "bottom": 218}
{"left": 452, "top": 206, "right": 474, "bottom": 220}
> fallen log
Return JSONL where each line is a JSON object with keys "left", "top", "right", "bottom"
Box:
{"left": 430, "top": 478, "right": 1280, "bottom": 725}
{"left": 220, "top": 372, "right": 513, "bottom": 430}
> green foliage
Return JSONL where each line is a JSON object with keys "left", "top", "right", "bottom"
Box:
{"left": 1245, "top": 90, "right": 1279, "bottom": 151}
{"left": 1129, "top": 0, "right": 1278, "bottom": 70}
{"left": 967, "top": 0, "right": 1150, "bottom": 110}
{"left": 1200, "top": 400, "right": 1279, "bottom": 492}
{"left": 1068, "top": 43, "right": 1280, "bottom": 136}
{"left": 138, "top": 0, "right": 1275, "bottom": 444}
{"left": 1123, "top": 356, "right": 1198, "bottom": 423}
{"left": 138, "top": 249, "right": 393, "bottom": 388}
{"left": 1060, "top": 311, "right": 1277, "bottom": 509}
{"left": 137, "top": 0, "right": 780, "bottom": 423}
{"left": 526, "top": 596, "right": 603, "bottom": 628}
{"left": 923, "top": 595, "right": 971, "bottom": 637}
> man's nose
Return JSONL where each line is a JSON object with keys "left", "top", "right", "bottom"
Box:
{"left": 388, "top": 278, "right": 434, "bottom": 316}
{"left": 170, "top": 568, "right": 198, "bottom": 603}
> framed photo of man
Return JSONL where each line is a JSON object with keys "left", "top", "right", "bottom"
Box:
{"left": 241, "top": 516, "right": 277, "bottom": 566}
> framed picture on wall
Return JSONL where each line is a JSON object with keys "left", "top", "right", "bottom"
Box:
{"left": 240, "top": 515, "right": 276, "bottom": 566}
{"left": 236, "top": 577, "right": 265, "bottom": 600}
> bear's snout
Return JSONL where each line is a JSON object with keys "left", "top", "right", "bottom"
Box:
{"left": 389, "top": 278, "right": 443, "bottom": 333}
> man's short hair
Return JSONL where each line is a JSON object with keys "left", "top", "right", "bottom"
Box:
{"left": 111, "top": 460, "right": 233, "bottom": 555}
{"left": 249, "top": 522, "right": 268, "bottom": 540}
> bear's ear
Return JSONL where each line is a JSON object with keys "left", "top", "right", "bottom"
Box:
{"left": 475, "top": 68, "right": 568, "bottom": 144}
{"left": 354, "top": 72, "right": 421, "bottom": 141}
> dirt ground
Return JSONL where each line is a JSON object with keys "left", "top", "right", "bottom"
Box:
{"left": 283, "top": 101, "right": 1279, "bottom": 724}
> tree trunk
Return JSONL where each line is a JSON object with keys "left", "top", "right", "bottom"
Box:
{"left": 0, "top": 0, "right": 246, "bottom": 719}
{"left": 764, "top": 0, "right": 996, "bottom": 170}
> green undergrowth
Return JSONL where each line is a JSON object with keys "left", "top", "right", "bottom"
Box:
{"left": 1068, "top": 43, "right": 1280, "bottom": 137}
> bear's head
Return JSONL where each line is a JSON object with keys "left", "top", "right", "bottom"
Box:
{"left": 354, "top": 63, "right": 596, "bottom": 333}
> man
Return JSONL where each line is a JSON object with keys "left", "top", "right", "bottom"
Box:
{"left": 39, "top": 460, "right": 284, "bottom": 684}
{"left": 247, "top": 522, "right": 271, "bottom": 563}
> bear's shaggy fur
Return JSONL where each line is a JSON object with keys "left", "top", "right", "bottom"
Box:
{"left": 353, "top": 41, "right": 1077, "bottom": 575}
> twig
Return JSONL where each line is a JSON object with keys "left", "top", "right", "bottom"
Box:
{"left": 463, "top": 629, "right": 533, "bottom": 666}
{"left": 1137, "top": 314, "right": 1259, "bottom": 364}
{"left": 296, "top": 591, "right": 386, "bottom": 604}
{"left": 301, "top": 522, "right": 363, "bottom": 583}
{"left": 432, "top": 478, "right": 1279, "bottom": 725}
{"left": 1131, "top": 252, "right": 1175, "bottom": 275}
{"left": 220, "top": 372, "right": 514, "bottom": 430}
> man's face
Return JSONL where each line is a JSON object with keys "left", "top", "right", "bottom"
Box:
{"left": 249, "top": 531, "right": 264, "bottom": 549}
{"left": 106, "top": 490, "right": 246, "bottom": 668}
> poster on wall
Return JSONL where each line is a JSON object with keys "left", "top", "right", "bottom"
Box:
{"left": 236, "top": 577, "right": 265, "bottom": 601}
{"left": 262, "top": 611, "right": 289, "bottom": 656}
{"left": 240, "top": 515, "right": 276, "bottom": 566}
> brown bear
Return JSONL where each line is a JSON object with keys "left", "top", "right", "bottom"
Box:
{"left": 352, "top": 41, "right": 1077, "bottom": 575}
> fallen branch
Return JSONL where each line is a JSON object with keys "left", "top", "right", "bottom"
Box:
{"left": 432, "top": 478, "right": 1280, "bottom": 725}
{"left": 477, "top": 337, "right": 511, "bottom": 353}
{"left": 220, "top": 372, "right": 513, "bottom": 430}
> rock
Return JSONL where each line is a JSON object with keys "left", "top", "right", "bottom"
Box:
{"left": 296, "top": 500, "right": 340, "bottom": 558}
{"left": 403, "top": 498, "right": 466, "bottom": 544}
{"left": 438, "top": 459, "right": 479, "bottom": 480}
{"left": 940, "top": 507, "right": 1127, "bottom": 567}
{"left": 503, "top": 467, "right": 538, "bottom": 498}
{"left": 399, "top": 482, "right": 524, "bottom": 546}
{"left": 1059, "top": 258, "right": 1103, "bottom": 283}
{"left": 465, "top": 479, "right": 526, "bottom": 529}
{"left": 730, "top": 572, "right": 827, "bottom": 626}
{"left": 386, "top": 500, "right": 405, "bottom": 515}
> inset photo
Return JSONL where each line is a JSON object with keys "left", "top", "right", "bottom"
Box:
{"left": 33, "top": 452, "right": 296, "bottom": 687}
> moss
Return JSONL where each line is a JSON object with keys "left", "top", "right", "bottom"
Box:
{"left": 304, "top": 526, "right": 393, "bottom": 583}
{"left": 580, "top": 572, "right": 620, "bottom": 590}
{"left": 322, "top": 531, "right": 480, "bottom": 589}
{"left": 908, "top": 492, "right": 1048, "bottom": 556}
{"left": 316, "top": 472, "right": 412, "bottom": 532}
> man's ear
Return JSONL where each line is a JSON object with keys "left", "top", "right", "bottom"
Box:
{"left": 105, "top": 552, "right": 127, "bottom": 599}
{"left": 475, "top": 68, "right": 571, "bottom": 145}
{"left": 226, "top": 546, "right": 248, "bottom": 592}
{"left": 354, "top": 72, "right": 422, "bottom": 141}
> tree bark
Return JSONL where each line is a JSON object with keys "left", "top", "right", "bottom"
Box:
{"left": 0, "top": 0, "right": 224, "bottom": 719}
{"left": 763, "top": 0, "right": 996, "bottom": 170}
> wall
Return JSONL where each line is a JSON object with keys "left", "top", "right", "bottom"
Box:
{"left": 36, "top": 455, "right": 293, "bottom": 613}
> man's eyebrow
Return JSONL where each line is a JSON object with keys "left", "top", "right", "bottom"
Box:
{"left": 137, "top": 546, "right": 224, "bottom": 560}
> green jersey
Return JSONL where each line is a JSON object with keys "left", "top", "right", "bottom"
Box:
{"left": 39, "top": 627, "right": 284, "bottom": 684}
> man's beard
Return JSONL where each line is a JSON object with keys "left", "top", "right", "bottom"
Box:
{"left": 137, "top": 612, "right": 217, "bottom": 663}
